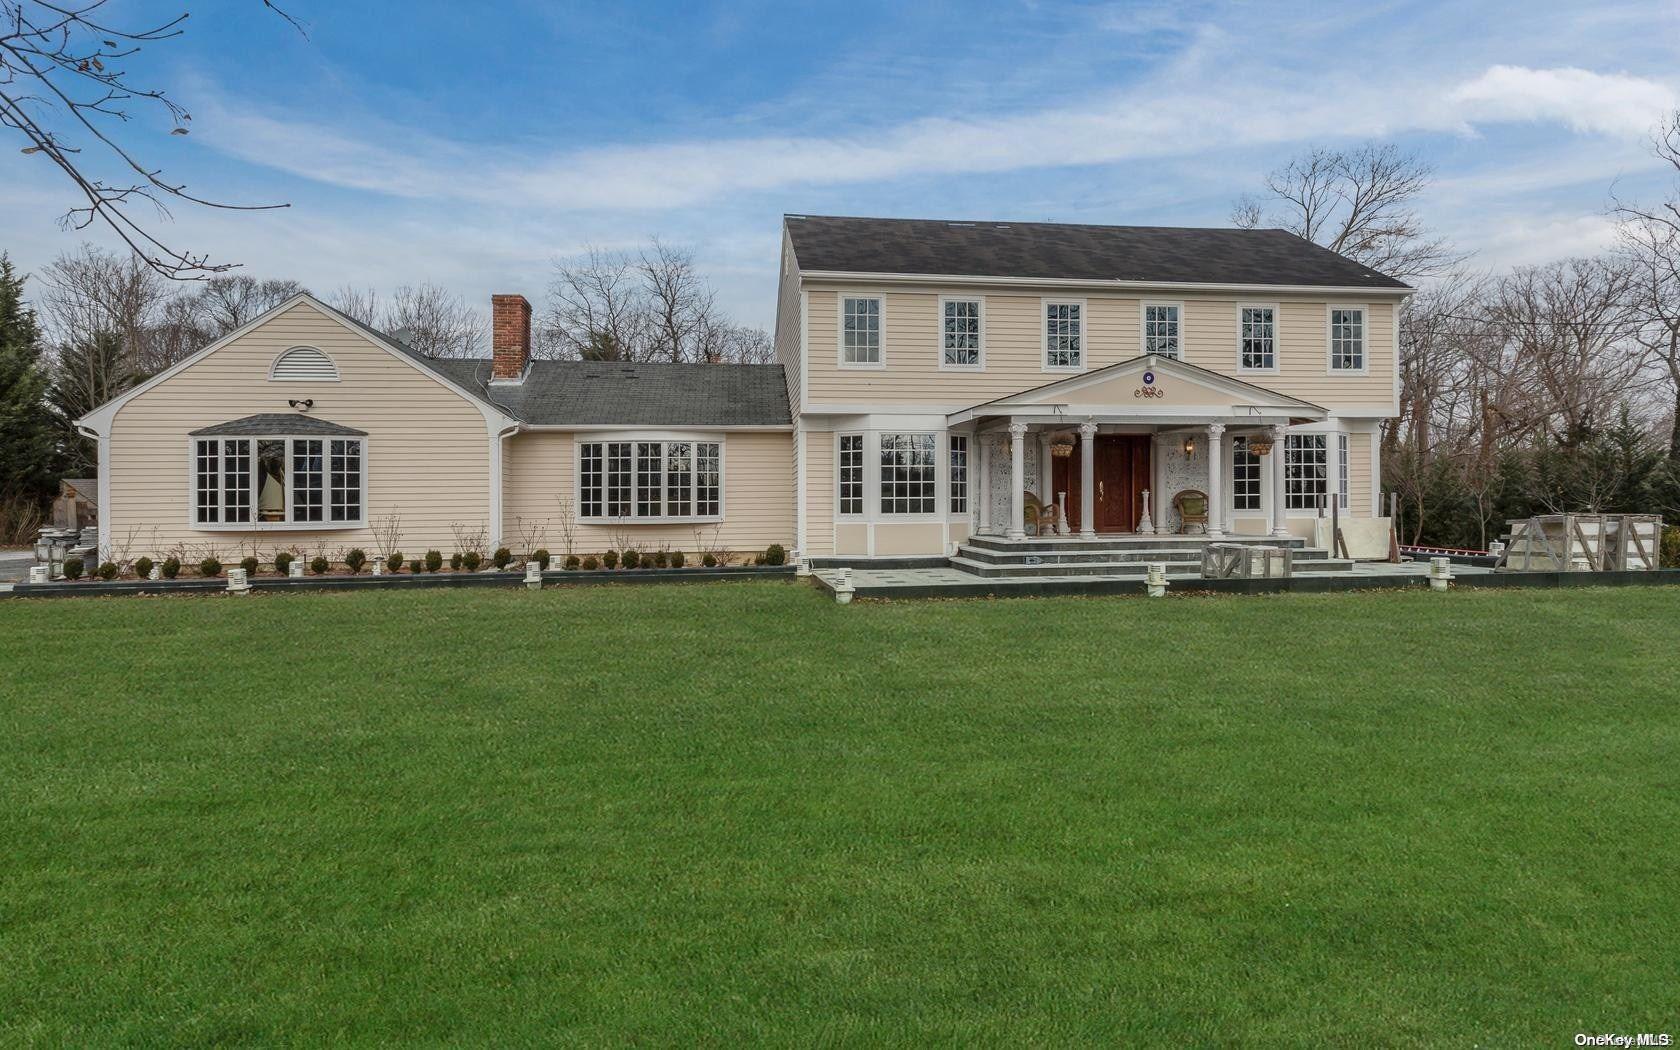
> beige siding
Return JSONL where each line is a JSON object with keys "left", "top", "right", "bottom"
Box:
{"left": 804, "top": 283, "right": 1396, "bottom": 412}
{"left": 501, "top": 430, "right": 793, "bottom": 557}
{"left": 106, "top": 300, "right": 491, "bottom": 558}
{"left": 803, "top": 430, "right": 834, "bottom": 556}
{"left": 1348, "top": 431, "right": 1373, "bottom": 516}
{"left": 774, "top": 233, "right": 803, "bottom": 418}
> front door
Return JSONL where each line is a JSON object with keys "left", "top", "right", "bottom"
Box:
{"left": 1058, "top": 435, "right": 1152, "bottom": 533}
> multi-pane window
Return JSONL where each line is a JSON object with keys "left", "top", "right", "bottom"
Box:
{"left": 1338, "top": 434, "right": 1350, "bottom": 510}
{"left": 949, "top": 435, "right": 969, "bottom": 515}
{"left": 942, "top": 299, "right": 981, "bottom": 367}
{"left": 880, "top": 433, "right": 937, "bottom": 514}
{"left": 291, "top": 439, "right": 324, "bottom": 522}
{"left": 578, "top": 439, "right": 721, "bottom": 520}
{"left": 1044, "top": 302, "right": 1083, "bottom": 369}
{"left": 329, "top": 439, "right": 361, "bottom": 522}
{"left": 1241, "top": 306, "right": 1275, "bottom": 370}
{"left": 1284, "top": 434, "right": 1328, "bottom": 511}
{"left": 192, "top": 435, "right": 361, "bottom": 527}
{"left": 842, "top": 296, "right": 881, "bottom": 365}
{"left": 838, "top": 434, "right": 863, "bottom": 516}
{"left": 1145, "top": 303, "right": 1180, "bottom": 358}
{"left": 1232, "top": 438, "right": 1261, "bottom": 512}
{"left": 1330, "top": 308, "right": 1364, "bottom": 370}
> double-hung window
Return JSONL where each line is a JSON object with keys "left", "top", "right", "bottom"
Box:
{"left": 1284, "top": 434, "right": 1328, "bottom": 511}
{"left": 1044, "top": 301, "right": 1083, "bottom": 369}
{"left": 1232, "top": 437, "right": 1261, "bottom": 513}
{"left": 837, "top": 434, "right": 864, "bottom": 516}
{"left": 880, "top": 433, "right": 936, "bottom": 514}
{"left": 941, "top": 298, "right": 982, "bottom": 368}
{"left": 191, "top": 432, "right": 364, "bottom": 528}
{"left": 1144, "top": 303, "right": 1180, "bottom": 358}
{"left": 948, "top": 435, "right": 969, "bottom": 515}
{"left": 1330, "top": 307, "right": 1364, "bottom": 371}
{"left": 841, "top": 296, "right": 882, "bottom": 366}
{"left": 578, "top": 439, "right": 722, "bottom": 521}
{"left": 1337, "top": 434, "right": 1350, "bottom": 510}
{"left": 1240, "top": 306, "right": 1275, "bottom": 370}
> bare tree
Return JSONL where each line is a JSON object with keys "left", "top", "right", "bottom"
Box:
{"left": 384, "top": 283, "right": 483, "bottom": 357}
{"left": 543, "top": 247, "right": 649, "bottom": 361}
{"left": 639, "top": 238, "right": 715, "bottom": 362}
{"left": 1233, "top": 143, "right": 1459, "bottom": 281}
{"left": 1613, "top": 110, "right": 1680, "bottom": 455}
{"left": 325, "top": 285, "right": 382, "bottom": 326}
{"left": 0, "top": 1, "right": 299, "bottom": 278}
{"left": 194, "top": 275, "right": 307, "bottom": 337}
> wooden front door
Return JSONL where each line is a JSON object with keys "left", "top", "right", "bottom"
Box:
{"left": 1056, "top": 435, "right": 1152, "bottom": 533}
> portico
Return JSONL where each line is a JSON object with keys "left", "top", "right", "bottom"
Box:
{"left": 947, "top": 354, "right": 1328, "bottom": 543}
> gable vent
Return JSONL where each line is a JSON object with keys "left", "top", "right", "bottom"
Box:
{"left": 270, "top": 346, "right": 339, "bottom": 382}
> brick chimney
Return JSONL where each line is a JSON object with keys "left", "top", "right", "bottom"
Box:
{"left": 491, "top": 293, "right": 531, "bottom": 382}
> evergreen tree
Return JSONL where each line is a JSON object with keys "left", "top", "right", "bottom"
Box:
{"left": 48, "top": 331, "right": 133, "bottom": 475}
{"left": 0, "top": 253, "right": 60, "bottom": 503}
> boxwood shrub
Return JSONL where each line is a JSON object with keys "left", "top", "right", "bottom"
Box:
{"left": 240, "top": 556, "right": 261, "bottom": 577}
{"left": 564, "top": 554, "right": 580, "bottom": 570}
{"left": 386, "top": 551, "right": 404, "bottom": 574}
{"left": 161, "top": 556, "right": 181, "bottom": 579}
{"left": 133, "top": 556, "right": 155, "bottom": 580}
{"left": 96, "top": 561, "right": 118, "bottom": 580}
{"left": 602, "top": 550, "right": 618, "bottom": 570}
{"left": 462, "top": 550, "right": 482, "bottom": 571}
{"left": 345, "top": 549, "right": 367, "bottom": 574}
{"left": 581, "top": 555, "right": 599, "bottom": 570}
{"left": 532, "top": 548, "right": 550, "bottom": 570}
{"left": 199, "top": 557, "right": 222, "bottom": 578}
{"left": 310, "top": 555, "right": 330, "bottom": 575}
{"left": 424, "top": 550, "right": 443, "bottom": 573}
{"left": 62, "top": 557, "right": 84, "bottom": 580}
{"left": 274, "top": 550, "right": 295, "bottom": 575}
{"left": 492, "top": 547, "right": 513, "bottom": 569}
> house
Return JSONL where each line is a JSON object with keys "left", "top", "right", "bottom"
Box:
{"left": 74, "top": 215, "right": 1410, "bottom": 568}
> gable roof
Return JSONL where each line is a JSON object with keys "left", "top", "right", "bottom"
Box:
{"left": 424, "top": 358, "right": 792, "bottom": 427}
{"left": 784, "top": 214, "right": 1411, "bottom": 291}
{"left": 190, "top": 413, "right": 368, "bottom": 437}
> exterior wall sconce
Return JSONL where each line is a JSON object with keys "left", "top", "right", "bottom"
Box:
{"left": 1183, "top": 436, "right": 1196, "bottom": 457}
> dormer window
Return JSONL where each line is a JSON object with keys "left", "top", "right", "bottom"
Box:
{"left": 269, "top": 346, "right": 339, "bottom": 382}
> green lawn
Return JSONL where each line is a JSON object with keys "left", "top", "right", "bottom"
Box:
{"left": 3, "top": 581, "right": 1677, "bottom": 1045}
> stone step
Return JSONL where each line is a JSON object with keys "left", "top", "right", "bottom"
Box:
{"left": 948, "top": 556, "right": 1356, "bottom": 579}
{"left": 964, "top": 533, "right": 1307, "bottom": 553}
{"left": 956, "top": 544, "right": 1336, "bottom": 566}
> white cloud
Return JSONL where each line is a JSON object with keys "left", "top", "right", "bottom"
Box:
{"left": 1446, "top": 65, "right": 1676, "bottom": 137}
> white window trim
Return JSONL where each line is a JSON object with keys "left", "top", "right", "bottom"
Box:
{"left": 1041, "top": 297, "right": 1087, "bottom": 373}
{"left": 947, "top": 432, "right": 970, "bottom": 517}
{"left": 1237, "top": 302, "right": 1280, "bottom": 375}
{"left": 1140, "top": 300, "right": 1184, "bottom": 360}
{"left": 1326, "top": 303, "right": 1369, "bottom": 375}
{"left": 186, "top": 434, "right": 369, "bottom": 531}
{"left": 1228, "top": 435, "right": 1264, "bottom": 518}
{"left": 835, "top": 432, "right": 865, "bottom": 519}
{"left": 837, "top": 293, "right": 886, "bottom": 370}
{"left": 572, "top": 434, "right": 726, "bottom": 524}
{"left": 1282, "top": 432, "right": 1331, "bottom": 512}
{"left": 267, "top": 345, "right": 340, "bottom": 382}
{"left": 937, "top": 294, "right": 986, "bottom": 371}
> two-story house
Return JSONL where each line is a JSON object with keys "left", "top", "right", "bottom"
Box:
{"left": 73, "top": 214, "right": 1407, "bottom": 573}
{"left": 775, "top": 215, "right": 1410, "bottom": 559}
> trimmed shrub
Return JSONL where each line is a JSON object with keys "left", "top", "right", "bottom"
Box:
{"left": 274, "top": 550, "right": 295, "bottom": 575}
{"left": 564, "top": 554, "right": 580, "bottom": 570}
{"left": 425, "top": 550, "right": 443, "bottom": 573}
{"left": 621, "top": 549, "right": 640, "bottom": 570}
{"left": 671, "top": 550, "right": 685, "bottom": 568}
{"left": 97, "top": 561, "right": 118, "bottom": 581}
{"left": 386, "top": 551, "right": 404, "bottom": 574}
{"left": 652, "top": 549, "right": 669, "bottom": 568}
{"left": 345, "top": 548, "right": 367, "bottom": 574}
{"left": 240, "top": 556, "right": 261, "bottom": 577}
{"left": 602, "top": 549, "right": 618, "bottom": 570}
{"left": 492, "top": 547, "right": 513, "bottom": 569}
{"left": 161, "top": 556, "right": 181, "bottom": 579}
{"left": 1663, "top": 525, "right": 1680, "bottom": 569}
{"left": 532, "top": 548, "right": 551, "bottom": 570}
{"left": 462, "top": 550, "right": 482, "bottom": 571}
{"left": 133, "top": 556, "right": 154, "bottom": 580}
{"left": 409, "top": 558, "right": 423, "bottom": 574}
{"left": 199, "top": 557, "right": 222, "bottom": 578}
{"left": 701, "top": 552, "right": 717, "bottom": 568}
{"left": 763, "top": 543, "right": 787, "bottom": 566}
{"left": 310, "top": 555, "right": 330, "bottom": 575}
{"left": 581, "top": 555, "right": 599, "bottom": 571}
{"left": 62, "top": 556, "right": 84, "bottom": 580}
{"left": 450, "top": 552, "right": 463, "bottom": 571}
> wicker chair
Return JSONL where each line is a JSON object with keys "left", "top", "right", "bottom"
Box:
{"left": 1173, "top": 489, "right": 1209, "bottom": 534}
{"left": 1024, "top": 492, "right": 1060, "bottom": 536}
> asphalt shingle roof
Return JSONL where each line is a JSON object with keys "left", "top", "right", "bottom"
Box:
{"left": 190, "top": 413, "right": 368, "bottom": 437}
{"left": 424, "top": 358, "right": 792, "bottom": 427}
{"left": 784, "top": 214, "right": 1411, "bottom": 290}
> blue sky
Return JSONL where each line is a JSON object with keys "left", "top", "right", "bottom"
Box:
{"left": 4, "top": 0, "right": 1680, "bottom": 330}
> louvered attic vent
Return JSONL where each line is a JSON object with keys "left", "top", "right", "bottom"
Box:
{"left": 269, "top": 346, "right": 339, "bottom": 381}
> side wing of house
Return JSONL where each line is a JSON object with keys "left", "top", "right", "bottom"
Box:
{"left": 83, "top": 297, "right": 506, "bottom": 561}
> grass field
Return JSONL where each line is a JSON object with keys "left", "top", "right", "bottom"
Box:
{"left": 3, "top": 581, "right": 1677, "bottom": 1045}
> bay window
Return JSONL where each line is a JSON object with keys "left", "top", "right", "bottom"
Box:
{"left": 838, "top": 434, "right": 863, "bottom": 516}
{"left": 1284, "top": 434, "right": 1328, "bottom": 511}
{"left": 880, "top": 433, "right": 937, "bottom": 514}
{"left": 578, "top": 438, "right": 722, "bottom": 521}
{"left": 191, "top": 430, "right": 364, "bottom": 528}
{"left": 949, "top": 435, "right": 968, "bottom": 515}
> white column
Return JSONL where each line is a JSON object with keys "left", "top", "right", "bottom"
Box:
{"left": 1078, "top": 421, "right": 1097, "bottom": 539}
{"left": 978, "top": 437, "right": 992, "bottom": 534}
{"left": 1038, "top": 434, "right": 1052, "bottom": 502}
{"left": 1205, "top": 423, "right": 1225, "bottom": 538}
{"left": 1270, "top": 423, "right": 1290, "bottom": 538}
{"left": 1008, "top": 422, "right": 1027, "bottom": 541}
